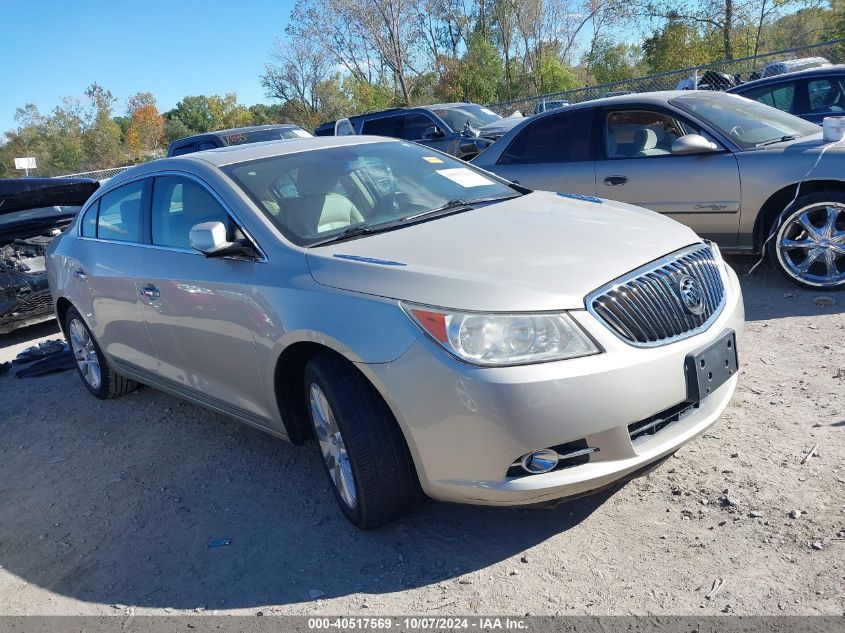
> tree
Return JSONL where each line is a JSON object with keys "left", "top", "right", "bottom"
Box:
{"left": 82, "top": 83, "right": 123, "bottom": 170}
{"left": 642, "top": 20, "right": 711, "bottom": 72}
{"left": 261, "top": 37, "right": 335, "bottom": 123}
{"left": 166, "top": 95, "right": 214, "bottom": 133}
{"left": 126, "top": 104, "right": 165, "bottom": 156}
{"left": 456, "top": 34, "right": 505, "bottom": 102}
{"left": 585, "top": 37, "right": 645, "bottom": 84}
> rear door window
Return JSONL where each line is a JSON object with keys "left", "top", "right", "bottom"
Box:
{"left": 498, "top": 109, "right": 593, "bottom": 164}
{"left": 399, "top": 113, "right": 435, "bottom": 141}
{"left": 740, "top": 82, "right": 796, "bottom": 113}
{"left": 171, "top": 143, "right": 197, "bottom": 156}
{"left": 80, "top": 200, "right": 99, "bottom": 237}
{"left": 362, "top": 115, "right": 402, "bottom": 137}
{"left": 96, "top": 180, "right": 144, "bottom": 242}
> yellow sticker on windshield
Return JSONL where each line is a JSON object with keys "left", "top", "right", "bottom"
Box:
{"left": 422, "top": 156, "right": 444, "bottom": 164}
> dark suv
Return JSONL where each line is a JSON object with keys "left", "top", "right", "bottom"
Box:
{"left": 727, "top": 65, "right": 845, "bottom": 124}
{"left": 314, "top": 103, "right": 501, "bottom": 159}
{"left": 167, "top": 124, "right": 312, "bottom": 157}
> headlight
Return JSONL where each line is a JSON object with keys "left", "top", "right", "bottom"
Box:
{"left": 402, "top": 303, "right": 601, "bottom": 366}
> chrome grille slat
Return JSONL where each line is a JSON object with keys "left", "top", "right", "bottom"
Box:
{"left": 586, "top": 244, "right": 726, "bottom": 347}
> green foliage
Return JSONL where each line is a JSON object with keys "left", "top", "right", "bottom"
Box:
{"left": 585, "top": 37, "right": 646, "bottom": 85}
{"left": 456, "top": 34, "right": 504, "bottom": 103}
{"left": 166, "top": 95, "right": 214, "bottom": 133}
{"left": 643, "top": 20, "right": 712, "bottom": 73}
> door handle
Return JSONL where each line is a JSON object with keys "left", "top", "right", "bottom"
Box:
{"left": 73, "top": 269, "right": 88, "bottom": 281}
{"left": 139, "top": 284, "right": 160, "bottom": 301}
{"left": 603, "top": 175, "right": 629, "bottom": 186}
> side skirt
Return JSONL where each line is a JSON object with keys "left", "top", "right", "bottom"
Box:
{"left": 110, "top": 358, "right": 290, "bottom": 442}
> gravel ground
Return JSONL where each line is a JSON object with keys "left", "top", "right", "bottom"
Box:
{"left": 0, "top": 257, "right": 842, "bottom": 617}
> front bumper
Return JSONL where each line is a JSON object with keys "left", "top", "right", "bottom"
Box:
{"left": 363, "top": 263, "right": 744, "bottom": 505}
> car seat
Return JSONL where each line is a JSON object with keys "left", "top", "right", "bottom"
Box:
{"left": 283, "top": 163, "right": 363, "bottom": 237}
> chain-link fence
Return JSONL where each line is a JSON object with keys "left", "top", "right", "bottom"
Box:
{"left": 55, "top": 166, "right": 133, "bottom": 181}
{"left": 487, "top": 38, "right": 845, "bottom": 116}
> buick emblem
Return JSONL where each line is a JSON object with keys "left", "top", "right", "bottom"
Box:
{"left": 678, "top": 275, "right": 706, "bottom": 315}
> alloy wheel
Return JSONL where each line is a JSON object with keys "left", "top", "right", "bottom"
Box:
{"left": 776, "top": 202, "right": 845, "bottom": 288}
{"left": 69, "top": 318, "right": 102, "bottom": 390}
{"left": 309, "top": 383, "right": 357, "bottom": 509}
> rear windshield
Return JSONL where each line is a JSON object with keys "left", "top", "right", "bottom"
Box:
{"left": 221, "top": 128, "right": 312, "bottom": 145}
{"left": 0, "top": 205, "right": 80, "bottom": 228}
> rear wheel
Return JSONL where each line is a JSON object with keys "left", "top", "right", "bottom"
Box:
{"left": 303, "top": 355, "right": 420, "bottom": 529}
{"left": 769, "top": 191, "right": 845, "bottom": 290}
{"left": 65, "top": 307, "right": 137, "bottom": 399}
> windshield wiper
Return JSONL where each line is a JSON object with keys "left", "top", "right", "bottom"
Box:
{"left": 756, "top": 135, "right": 797, "bottom": 147}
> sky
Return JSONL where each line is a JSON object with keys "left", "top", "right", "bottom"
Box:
{"left": 0, "top": 0, "right": 295, "bottom": 132}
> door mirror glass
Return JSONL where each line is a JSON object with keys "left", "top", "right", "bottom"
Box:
{"left": 671, "top": 134, "right": 718, "bottom": 155}
{"left": 424, "top": 126, "right": 445, "bottom": 139}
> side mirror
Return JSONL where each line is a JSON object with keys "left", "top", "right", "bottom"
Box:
{"left": 334, "top": 118, "right": 355, "bottom": 136}
{"left": 671, "top": 134, "right": 718, "bottom": 155}
{"left": 424, "top": 126, "right": 445, "bottom": 139}
{"left": 189, "top": 221, "right": 256, "bottom": 258}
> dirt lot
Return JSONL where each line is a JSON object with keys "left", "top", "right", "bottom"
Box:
{"left": 0, "top": 257, "right": 842, "bottom": 617}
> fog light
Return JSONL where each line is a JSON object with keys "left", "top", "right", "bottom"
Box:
{"left": 520, "top": 449, "right": 559, "bottom": 474}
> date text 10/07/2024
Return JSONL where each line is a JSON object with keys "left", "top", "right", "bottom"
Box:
{"left": 307, "top": 617, "right": 528, "bottom": 630}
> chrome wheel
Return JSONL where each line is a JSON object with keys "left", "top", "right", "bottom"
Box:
{"left": 776, "top": 202, "right": 845, "bottom": 288}
{"left": 309, "top": 383, "right": 357, "bottom": 509}
{"left": 68, "top": 317, "right": 102, "bottom": 390}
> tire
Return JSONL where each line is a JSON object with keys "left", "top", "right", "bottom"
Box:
{"left": 767, "top": 190, "right": 845, "bottom": 290}
{"left": 64, "top": 307, "right": 137, "bottom": 399}
{"left": 303, "top": 354, "right": 420, "bottom": 529}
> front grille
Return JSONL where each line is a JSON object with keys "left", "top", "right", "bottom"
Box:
{"left": 628, "top": 401, "right": 699, "bottom": 445}
{"left": 7, "top": 290, "right": 53, "bottom": 318}
{"left": 587, "top": 244, "right": 725, "bottom": 346}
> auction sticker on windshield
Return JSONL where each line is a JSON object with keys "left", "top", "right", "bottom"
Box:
{"left": 436, "top": 167, "right": 495, "bottom": 187}
{"left": 422, "top": 156, "right": 444, "bottom": 164}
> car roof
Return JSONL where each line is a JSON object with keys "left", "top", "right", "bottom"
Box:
{"left": 210, "top": 123, "right": 302, "bottom": 136}
{"left": 555, "top": 90, "right": 728, "bottom": 111}
{"left": 129, "top": 136, "right": 400, "bottom": 178}
{"left": 729, "top": 64, "right": 845, "bottom": 91}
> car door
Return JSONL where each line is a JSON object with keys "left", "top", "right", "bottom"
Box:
{"left": 486, "top": 108, "right": 596, "bottom": 195}
{"left": 133, "top": 174, "right": 270, "bottom": 422}
{"left": 67, "top": 179, "right": 159, "bottom": 369}
{"left": 593, "top": 107, "right": 742, "bottom": 245}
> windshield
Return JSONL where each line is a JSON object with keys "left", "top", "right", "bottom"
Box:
{"left": 0, "top": 205, "right": 80, "bottom": 228}
{"left": 671, "top": 92, "right": 819, "bottom": 148}
{"left": 432, "top": 105, "right": 501, "bottom": 132}
{"left": 221, "top": 127, "right": 312, "bottom": 146}
{"left": 223, "top": 141, "right": 518, "bottom": 246}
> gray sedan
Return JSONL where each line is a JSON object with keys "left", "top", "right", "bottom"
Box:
{"left": 47, "top": 136, "right": 743, "bottom": 528}
{"left": 474, "top": 91, "right": 845, "bottom": 289}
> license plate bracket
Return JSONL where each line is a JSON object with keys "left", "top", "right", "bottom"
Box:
{"left": 684, "top": 330, "right": 738, "bottom": 403}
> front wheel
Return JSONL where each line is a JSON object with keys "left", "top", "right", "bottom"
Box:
{"left": 769, "top": 191, "right": 845, "bottom": 290}
{"left": 304, "top": 355, "right": 420, "bottom": 529}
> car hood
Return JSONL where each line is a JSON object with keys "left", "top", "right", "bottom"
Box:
{"left": 478, "top": 116, "right": 524, "bottom": 138}
{"left": 305, "top": 191, "right": 702, "bottom": 311}
{"left": 0, "top": 178, "right": 99, "bottom": 215}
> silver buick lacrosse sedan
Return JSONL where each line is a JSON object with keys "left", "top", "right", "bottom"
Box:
{"left": 47, "top": 136, "right": 744, "bottom": 528}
